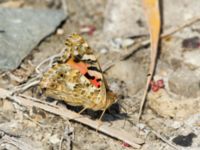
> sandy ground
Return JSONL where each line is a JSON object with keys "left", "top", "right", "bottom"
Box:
{"left": 1, "top": 0, "right": 200, "bottom": 150}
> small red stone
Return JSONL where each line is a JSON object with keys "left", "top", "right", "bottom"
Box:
{"left": 122, "top": 142, "right": 131, "bottom": 147}
{"left": 80, "top": 25, "right": 96, "bottom": 36}
{"left": 151, "top": 84, "right": 159, "bottom": 92}
{"left": 156, "top": 79, "right": 164, "bottom": 88}
{"left": 87, "top": 25, "right": 96, "bottom": 36}
{"left": 198, "top": 42, "right": 200, "bottom": 48}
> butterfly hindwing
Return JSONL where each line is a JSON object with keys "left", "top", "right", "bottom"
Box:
{"left": 40, "top": 33, "right": 116, "bottom": 111}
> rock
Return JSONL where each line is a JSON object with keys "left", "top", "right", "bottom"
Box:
{"left": 182, "top": 36, "right": 200, "bottom": 49}
{"left": 0, "top": 8, "right": 67, "bottom": 71}
{"left": 168, "top": 68, "right": 200, "bottom": 98}
{"left": 148, "top": 89, "right": 200, "bottom": 119}
{"left": 49, "top": 134, "right": 60, "bottom": 144}
{"left": 172, "top": 133, "right": 197, "bottom": 147}
{"left": 169, "top": 121, "right": 183, "bottom": 129}
{"left": 109, "top": 38, "right": 135, "bottom": 49}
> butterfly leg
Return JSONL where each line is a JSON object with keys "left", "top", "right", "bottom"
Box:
{"left": 96, "top": 109, "right": 107, "bottom": 131}
{"left": 99, "top": 109, "right": 106, "bottom": 121}
{"left": 78, "top": 107, "right": 87, "bottom": 115}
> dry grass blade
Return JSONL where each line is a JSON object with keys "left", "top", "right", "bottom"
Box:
{"left": 138, "top": 0, "right": 161, "bottom": 120}
{"left": 0, "top": 88, "right": 144, "bottom": 149}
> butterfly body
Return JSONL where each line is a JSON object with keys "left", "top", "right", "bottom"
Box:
{"left": 39, "top": 34, "right": 116, "bottom": 111}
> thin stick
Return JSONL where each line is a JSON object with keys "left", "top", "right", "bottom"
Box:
{"left": 161, "top": 16, "right": 200, "bottom": 38}
{"left": 121, "top": 15, "right": 200, "bottom": 60}
{"left": 151, "top": 130, "right": 179, "bottom": 150}
{"left": 13, "top": 79, "right": 40, "bottom": 93}
{"left": 0, "top": 88, "right": 144, "bottom": 148}
{"left": 35, "top": 47, "right": 65, "bottom": 74}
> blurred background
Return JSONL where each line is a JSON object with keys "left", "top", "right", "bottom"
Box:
{"left": 0, "top": 0, "right": 200, "bottom": 149}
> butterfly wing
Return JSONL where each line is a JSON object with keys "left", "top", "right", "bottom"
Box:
{"left": 40, "top": 62, "right": 108, "bottom": 110}
{"left": 40, "top": 34, "right": 116, "bottom": 111}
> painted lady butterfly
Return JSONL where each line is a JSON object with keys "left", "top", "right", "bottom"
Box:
{"left": 39, "top": 33, "right": 117, "bottom": 119}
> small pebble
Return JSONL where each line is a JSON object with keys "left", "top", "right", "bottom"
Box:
{"left": 172, "top": 133, "right": 197, "bottom": 147}
{"left": 56, "top": 28, "right": 64, "bottom": 35}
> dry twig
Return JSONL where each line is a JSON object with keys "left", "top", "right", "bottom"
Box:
{"left": 35, "top": 47, "right": 66, "bottom": 75}
{"left": 0, "top": 130, "right": 35, "bottom": 150}
{"left": 121, "top": 15, "right": 200, "bottom": 60}
{"left": 11, "top": 76, "right": 40, "bottom": 94}
{"left": 150, "top": 130, "right": 179, "bottom": 150}
{"left": 0, "top": 88, "right": 144, "bottom": 149}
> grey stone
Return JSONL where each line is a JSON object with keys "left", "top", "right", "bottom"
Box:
{"left": 148, "top": 89, "right": 200, "bottom": 119}
{"left": 0, "top": 8, "right": 67, "bottom": 71}
{"left": 168, "top": 68, "right": 200, "bottom": 98}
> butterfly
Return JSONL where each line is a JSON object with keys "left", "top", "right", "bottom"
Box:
{"left": 39, "top": 33, "right": 117, "bottom": 120}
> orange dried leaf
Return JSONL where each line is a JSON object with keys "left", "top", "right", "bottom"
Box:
{"left": 143, "top": 0, "right": 160, "bottom": 56}
{"left": 139, "top": 0, "right": 161, "bottom": 119}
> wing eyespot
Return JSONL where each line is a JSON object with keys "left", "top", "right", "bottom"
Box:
{"left": 59, "top": 72, "right": 65, "bottom": 78}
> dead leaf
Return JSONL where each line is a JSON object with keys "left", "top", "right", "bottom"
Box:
{"left": 139, "top": 0, "right": 161, "bottom": 119}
